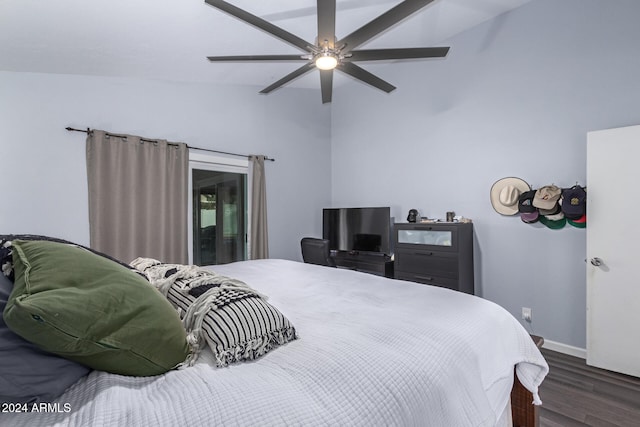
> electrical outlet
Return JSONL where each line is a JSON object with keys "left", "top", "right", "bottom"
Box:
{"left": 522, "top": 307, "right": 532, "bottom": 322}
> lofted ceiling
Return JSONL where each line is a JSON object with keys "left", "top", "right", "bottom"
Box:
{"left": 0, "top": 0, "right": 531, "bottom": 92}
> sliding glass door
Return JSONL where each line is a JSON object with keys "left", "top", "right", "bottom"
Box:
{"left": 192, "top": 168, "right": 247, "bottom": 266}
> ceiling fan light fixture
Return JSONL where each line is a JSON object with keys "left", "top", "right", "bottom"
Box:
{"left": 204, "top": 0, "right": 451, "bottom": 103}
{"left": 315, "top": 53, "right": 338, "bottom": 70}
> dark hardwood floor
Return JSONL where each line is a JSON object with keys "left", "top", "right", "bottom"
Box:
{"left": 538, "top": 348, "right": 640, "bottom": 427}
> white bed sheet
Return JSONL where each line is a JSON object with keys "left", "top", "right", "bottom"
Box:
{"left": 3, "top": 259, "right": 548, "bottom": 426}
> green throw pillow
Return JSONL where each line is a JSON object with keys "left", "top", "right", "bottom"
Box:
{"left": 3, "top": 240, "right": 190, "bottom": 377}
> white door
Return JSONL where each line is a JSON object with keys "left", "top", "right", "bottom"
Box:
{"left": 586, "top": 125, "right": 640, "bottom": 377}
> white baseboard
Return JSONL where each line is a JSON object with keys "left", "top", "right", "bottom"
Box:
{"left": 542, "top": 339, "right": 587, "bottom": 359}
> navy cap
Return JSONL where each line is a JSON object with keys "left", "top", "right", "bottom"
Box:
{"left": 561, "top": 186, "right": 586, "bottom": 219}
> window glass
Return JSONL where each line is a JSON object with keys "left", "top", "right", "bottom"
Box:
{"left": 189, "top": 153, "right": 248, "bottom": 265}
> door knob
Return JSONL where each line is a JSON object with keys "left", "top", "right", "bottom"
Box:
{"left": 590, "top": 257, "right": 603, "bottom": 266}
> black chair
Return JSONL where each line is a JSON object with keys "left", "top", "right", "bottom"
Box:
{"left": 300, "top": 237, "right": 336, "bottom": 267}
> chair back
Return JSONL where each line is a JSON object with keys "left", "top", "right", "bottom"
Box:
{"left": 300, "top": 238, "right": 336, "bottom": 267}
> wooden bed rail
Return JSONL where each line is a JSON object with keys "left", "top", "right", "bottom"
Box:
{"left": 511, "top": 335, "right": 544, "bottom": 427}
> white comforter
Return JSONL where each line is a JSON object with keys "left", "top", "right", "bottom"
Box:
{"left": 3, "top": 259, "right": 548, "bottom": 427}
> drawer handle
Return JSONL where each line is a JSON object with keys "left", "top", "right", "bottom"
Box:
{"left": 415, "top": 252, "right": 433, "bottom": 256}
{"left": 415, "top": 275, "right": 434, "bottom": 281}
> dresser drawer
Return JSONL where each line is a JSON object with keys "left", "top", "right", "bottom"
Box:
{"left": 395, "top": 224, "right": 459, "bottom": 252}
{"left": 395, "top": 271, "right": 459, "bottom": 290}
{"left": 394, "top": 249, "right": 458, "bottom": 279}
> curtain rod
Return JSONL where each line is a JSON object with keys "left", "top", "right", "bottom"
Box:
{"left": 65, "top": 127, "right": 275, "bottom": 162}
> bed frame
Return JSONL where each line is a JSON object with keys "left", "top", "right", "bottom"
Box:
{"left": 512, "top": 375, "right": 539, "bottom": 427}
{"left": 511, "top": 335, "right": 544, "bottom": 427}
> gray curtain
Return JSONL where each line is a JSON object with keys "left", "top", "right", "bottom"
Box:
{"left": 86, "top": 130, "right": 188, "bottom": 264}
{"left": 249, "top": 155, "right": 269, "bottom": 259}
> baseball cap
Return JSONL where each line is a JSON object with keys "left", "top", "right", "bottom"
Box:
{"left": 561, "top": 186, "right": 586, "bottom": 219}
{"left": 521, "top": 211, "right": 539, "bottom": 223}
{"left": 538, "top": 203, "right": 561, "bottom": 216}
{"left": 568, "top": 214, "right": 587, "bottom": 228}
{"left": 518, "top": 190, "right": 539, "bottom": 223}
{"left": 539, "top": 211, "right": 566, "bottom": 229}
{"left": 533, "top": 185, "right": 562, "bottom": 210}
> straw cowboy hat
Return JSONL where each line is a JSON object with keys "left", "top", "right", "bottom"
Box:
{"left": 490, "top": 177, "right": 531, "bottom": 215}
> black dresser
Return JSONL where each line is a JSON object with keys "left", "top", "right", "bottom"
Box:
{"left": 393, "top": 222, "right": 474, "bottom": 294}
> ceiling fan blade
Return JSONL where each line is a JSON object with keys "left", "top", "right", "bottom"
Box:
{"left": 317, "top": 0, "right": 336, "bottom": 49}
{"left": 207, "top": 54, "right": 307, "bottom": 62}
{"left": 259, "top": 63, "right": 316, "bottom": 94}
{"left": 337, "top": 0, "right": 436, "bottom": 53}
{"left": 319, "top": 69, "right": 333, "bottom": 104}
{"left": 338, "top": 62, "right": 396, "bottom": 93}
{"left": 347, "top": 47, "right": 449, "bottom": 61}
{"left": 205, "top": 0, "right": 312, "bottom": 52}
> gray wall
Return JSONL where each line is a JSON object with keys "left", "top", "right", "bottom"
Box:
{"left": 0, "top": 71, "right": 332, "bottom": 261}
{"left": 330, "top": 0, "right": 640, "bottom": 350}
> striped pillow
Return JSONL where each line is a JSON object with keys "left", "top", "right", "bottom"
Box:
{"left": 131, "top": 258, "right": 297, "bottom": 367}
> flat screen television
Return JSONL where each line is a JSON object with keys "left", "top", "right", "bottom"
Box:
{"left": 322, "top": 207, "right": 393, "bottom": 256}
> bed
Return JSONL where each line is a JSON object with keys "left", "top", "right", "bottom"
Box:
{"left": 1, "top": 243, "right": 548, "bottom": 426}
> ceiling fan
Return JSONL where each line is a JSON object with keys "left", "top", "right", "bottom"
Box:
{"left": 205, "top": 0, "right": 450, "bottom": 103}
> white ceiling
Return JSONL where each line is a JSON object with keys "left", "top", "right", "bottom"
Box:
{"left": 0, "top": 0, "right": 531, "bottom": 91}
